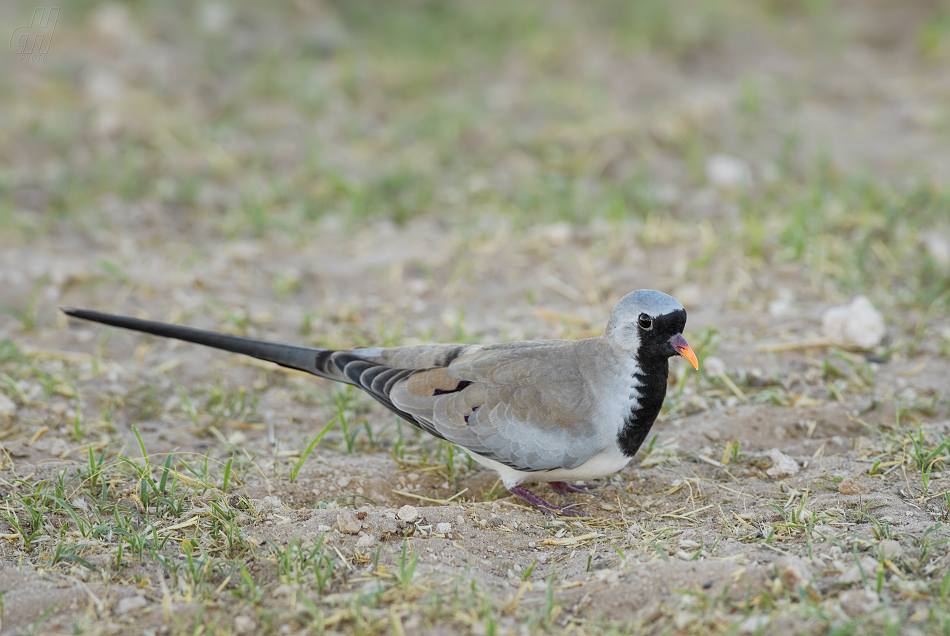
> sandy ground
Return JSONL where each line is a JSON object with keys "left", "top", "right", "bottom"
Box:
{"left": 2, "top": 220, "right": 949, "bottom": 635}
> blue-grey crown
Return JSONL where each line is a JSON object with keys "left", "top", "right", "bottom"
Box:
{"left": 611, "top": 290, "right": 684, "bottom": 320}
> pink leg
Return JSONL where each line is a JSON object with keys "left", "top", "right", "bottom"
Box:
{"left": 549, "top": 481, "right": 597, "bottom": 495}
{"left": 509, "top": 485, "right": 588, "bottom": 517}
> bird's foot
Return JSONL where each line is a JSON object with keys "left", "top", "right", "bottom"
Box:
{"left": 549, "top": 481, "right": 597, "bottom": 495}
{"left": 509, "top": 485, "right": 588, "bottom": 517}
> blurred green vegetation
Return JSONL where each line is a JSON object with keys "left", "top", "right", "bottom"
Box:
{"left": 4, "top": 0, "right": 950, "bottom": 307}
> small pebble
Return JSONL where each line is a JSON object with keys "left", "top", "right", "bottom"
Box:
{"left": 765, "top": 449, "right": 799, "bottom": 479}
{"left": 840, "top": 589, "right": 880, "bottom": 617}
{"left": 879, "top": 539, "right": 903, "bottom": 559}
{"left": 233, "top": 616, "right": 257, "bottom": 635}
{"left": 116, "top": 596, "right": 147, "bottom": 614}
{"left": 704, "top": 356, "right": 726, "bottom": 375}
{"left": 0, "top": 393, "right": 16, "bottom": 419}
{"left": 838, "top": 478, "right": 870, "bottom": 495}
{"left": 337, "top": 510, "right": 363, "bottom": 534}
{"left": 838, "top": 556, "right": 878, "bottom": 584}
{"left": 361, "top": 580, "right": 384, "bottom": 595}
{"left": 776, "top": 556, "right": 812, "bottom": 593}
{"left": 397, "top": 505, "right": 419, "bottom": 523}
{"left": 436, "top": 522, "right": 452, "bottom": 534}
{"left": 260, "top": 495, "right": 282, "bottom": 511}
{"left": 736, "top": 615, "right": 769, "bottom": 635}
{"left": 705, "top": 154, "right": 751, "bottom": 189}
{"left": 822, "top": 296, "right": 885, "bottom": 349}
{"left": 273, "top": 584, "right": 295, "bottom": 599}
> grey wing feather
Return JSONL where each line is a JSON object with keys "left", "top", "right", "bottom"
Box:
{"left": 389, "top": 341, "right": 602, "bottom": 472}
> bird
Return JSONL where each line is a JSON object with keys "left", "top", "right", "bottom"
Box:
{"left": 61, "top": 289, "right": 698, "bottom": 516}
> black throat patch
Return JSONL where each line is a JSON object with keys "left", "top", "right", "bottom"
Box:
{"left": 616, "top": 355, "right": 670, "bottom": 457}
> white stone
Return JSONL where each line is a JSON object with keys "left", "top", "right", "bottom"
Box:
{"left": 361, "top": 579, "right": 384, "bottom": 596}
{"left": 233, "top": 616, "right": 257, "bottom": 635}
{"left": 703, "top": 356, "right": 726, "bottom": 376}
{"left": 765, "top": 449, "right": 799, "bottom": 479}
{"left": 436, "top": 522, "right": 452, "bottom": 535}
{"left": 705, "top": 155, "right": 751, "bottom": 189}
{"left": 83, "top": 68, "right": 125, "bottom": 104}
{"left": 116, "top": 596, "right": 147, "bottom": 614}
{"left": 736, "top": 614, "right": 769, "bottom": 634}
{"left": 336, "top": 510, "right": 362, "bottom": 535}
{"left": 92, "top": 4, "right": 132, "bottom": 39}
{"left": 200, "top": 2, "right": 232, "bottom": 34}
{"left": 879, "top": 539, "right": 903, "bottom": 559}
{"left": 273, "top": 584, "right": 295, "bottom": 599}
{"left": 776, "top": 556, "right": 812, "bottom": 593}
{"left": 821, "top": 296, "right": 886, "bottom": 349}
{"left": 838, "top": 556, "right": 878, "bottom": 584}
{"left": 840, "top": 589, "right": 880, "bottom": 616}
{"left": 260, "top": 495, "right": 282, "bottom": 511}
{"left": 397, "top": 505, "right": 419, "bottom": 523}
{"left": 544, "top": 222, "right": 573, "bottom": 246}
{"left": 768, "top": 297, "right": 794, "bottom": 317}
{"left": 0, "top": 393, "right": 16, "bottom": 419}
{"left": 838, "top": 477, "right": 870, "bottom": 495}
{"left": 925, "top": 234, "right": 950, "bottom": 267}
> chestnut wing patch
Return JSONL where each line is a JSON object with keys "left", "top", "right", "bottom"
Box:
{"left": 406, "top": 367, "right": 472, "bottom": 397}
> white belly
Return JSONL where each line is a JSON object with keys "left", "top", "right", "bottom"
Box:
{"left": 466, "top": 446, "right": 631, "bottom": 489}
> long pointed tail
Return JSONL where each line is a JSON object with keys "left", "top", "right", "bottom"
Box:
{"left": 61, "top": 308, "right": 325, "bottom": 376}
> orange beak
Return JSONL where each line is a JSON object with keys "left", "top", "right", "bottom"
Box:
{"left": 669, "top": 334, "right": 699, "bottom": 370}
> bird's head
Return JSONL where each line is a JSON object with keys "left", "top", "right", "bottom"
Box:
{"left": 604, "top": 289, "right": 698, "bottom": 369}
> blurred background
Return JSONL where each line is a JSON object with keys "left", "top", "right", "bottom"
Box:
{"left": 3, "top": 1, "right": 950, "bottom": 338}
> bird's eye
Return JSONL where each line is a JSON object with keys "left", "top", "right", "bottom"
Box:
{"left": 637, "top": 314, "right": 653, "bottom": 330}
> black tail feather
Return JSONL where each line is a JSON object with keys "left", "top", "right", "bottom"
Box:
{"left": 61, "top": 308, "right": 326, "bottom": 376}
{"left": 62, "top": 308, "right": 446, "bottom": 439}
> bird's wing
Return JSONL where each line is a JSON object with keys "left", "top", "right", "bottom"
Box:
{"left": 386, "top": 340, "right": 606, "bottom": 472}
